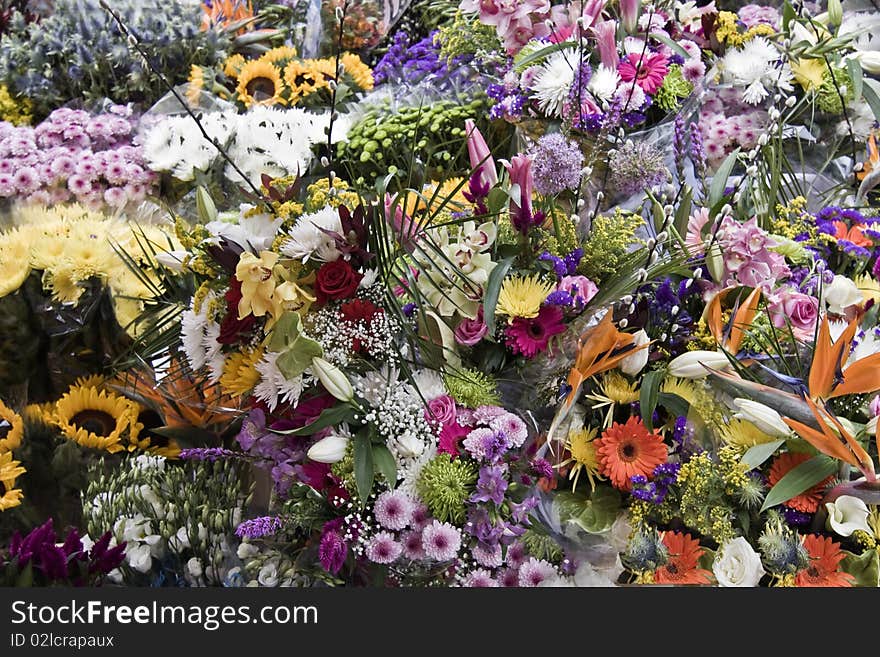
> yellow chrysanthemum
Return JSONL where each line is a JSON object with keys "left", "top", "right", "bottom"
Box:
{"left": 600, "top": 371, "right": 640, "bottom": 404}
{"left": 661, "top": 377, "right": 701, "bottom": 407}
{"left": 791, "top": 58, "right": 826, "bottom": 92}
{"left": 0, "top": 256, "right": 30, "bottom": 298}
{"left": 719, "top": 418, "right": 779, "bottom": 448}
{"left": 0, "top": 450, "right": 25, "bottom": 511}
{"left": 42, "top": 265, "right": 84, "bottom": 304}
{"left": 236, "top": 60, "right": 286, "bottom": 107}
{"left": 219, "top": 349, "right": 263, "bottom": 397}
{"left": 113, "top": 296, "right": 146, "bottom": 339}
{"left": 224, "top": 53, "right": 247, "bottom": 78}
{"left": 558, "top": 426, "right": 602, "bottom": 491}
{"left": 0, "top": 399, "right": 24, "bottom": 453}
{"left": 54, "top": 385, "right": 139, "bottom": 454}
{"left": 340, "top": 52, "right": 374, "bottom": 91}
{"left": 495, "top": 274, "right": 555, "bottom": 320}
{"left": 855, "top": 273, "right": 880, "bottom": 306}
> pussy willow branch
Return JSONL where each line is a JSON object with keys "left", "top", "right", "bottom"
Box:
{"left": 97, "top": 0, "right": 273, "bottom": 213}
{"left": 325, "top": 1, "right": 348, "bottom": 190}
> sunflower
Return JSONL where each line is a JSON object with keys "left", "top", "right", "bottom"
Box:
{"left": 340, "top": 52, "right": 374, "bottom": 91}
{"left": 54, "top": 385, "right": 139, "bottom": 453}
{"left": 767, "top": 452, "right": 833, "bottom": 513}
{"left": 0, "top": 399, "right": 23, "bottom": 453}
{"left": 557, "top": 426, "right": 602, "bottom": 491}
{"left": 260, "top": 46, "right": 299, "bottom": 66}
{"left": 595, "top": 416, "right": 667, "bottom": 491}
{"left": 654, "top": 531, "right": 713, "bottom": 585}
{"left": 0, "top": 450, "right": 25, "bottom": 511}
{"left": 283, "top": 60, "right": 326, "bottom": 103}
{"left": 236, "top": 60, "right": 286, "bottom": 107}
{"left": 224, "top": 54, "right": 247, "bottom": 79}
{"left": 795, "top": 534, "right": 855, "bottom": 587}
{"left": 186, "top": 65, "right": 207, "bottom": 106}
{"left": 495, "top": 275, "right": 555, "bottom": 320}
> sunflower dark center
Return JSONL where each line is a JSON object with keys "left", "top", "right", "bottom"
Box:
{"left": 138, "top": 409, "right": 170, "bottom": 447}
{"left": 71, "top": 410, "right": 116, "bottom": 437}
{"left": 0, "top": 419, "right": 11, "bottom": 440}
{"left": 245, "top": 77, "right": 276, "bottom": 100}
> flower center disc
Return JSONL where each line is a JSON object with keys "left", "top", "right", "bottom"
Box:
{"left": 245, "top": 77, "right": 276, "bottom": 101}
{"left": 619, "top": 441, "right": 637, "bottom": 462}
{"left": 0, "top": 419, "right": 11, "bottom": 440}
{"left": 71, "top": 410, "right": 117, "bottom": 437}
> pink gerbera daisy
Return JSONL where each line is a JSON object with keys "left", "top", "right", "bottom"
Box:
{"left": 618, "top": 52, "right": 669, "bottom": 95}
{"left": 505, "top": 305, "right": 566, "bottom": 358}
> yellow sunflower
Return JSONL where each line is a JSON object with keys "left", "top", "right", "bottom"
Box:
{"left": 340, "top": 52, "right": 374, "bottom": 91}
{"left": 186, "top": 64, "right": 207, "bottom": 106}
{"left": 283, "top": 60, "right": 326, "bottom": 103}
{"left": 224, "top": 53, "right": 247, "bottom": 79}
{"left": 127, "top": 404, "right": 182, "bottom": 459}
{"left": 260, "top": 46, "right": 299, "bottom": 65}
{"left": 54, "top": 385, "right": 139, "bottom": 454}
{"left": 0, "top": 450, "right": 25, "bottom": 511}
{"left": 0, "top": 399, "right": 23, "bottom": 453}
{"left": 236, "top": 60, "right": 286, "bottom": 107}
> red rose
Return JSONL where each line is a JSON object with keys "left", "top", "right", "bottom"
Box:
{"left": 314, "top": 259, "right": 363, "bottom": 304}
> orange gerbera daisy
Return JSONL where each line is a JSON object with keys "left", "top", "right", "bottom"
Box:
{"left": 795, "top": 534, "right": 855, "bottom": 587}
{"left": 767, "top": 452, "right": 834, "bottom": 513}
{"left": 832, "top": 220, "right": 873, "bottom": 248}
{"left": 654, "top": 531, "right": 713, "bottom": 585}
{"left": 595, "top": 416, "right": 667, "bottom": 491}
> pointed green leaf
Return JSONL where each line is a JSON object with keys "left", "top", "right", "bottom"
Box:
{"left": 372, "top": 444, "right": 397, "bottom": 486}
{"left": 760, "top": 455, "right": 837, "bottom": 512}
{"left": 270, "top": 403, "right": 355, "bottom": 436}
{"left": 650, "top": 31, "right": 689, "bottom": 60}
{"left": 513, "top": 40, "right": 575, "bottom": 72}
{"left": 196, "top": 186, "right": 218, "bottom": 224}
{"left": 354, "top": 437, "right": 374, "bottom": 505}
{"left": 782, "top": 1, "right": 796, "bottom": 32}
{"left": 741, "top": 439, "right": 786, "bottom": 469}
{"left": 267, "top": 312, "right": 323, "bottom": 379}
{"left": 657, "top": 391, "right": 690, "bottom": 419}
{"left": 862, "top": 82, "right": 880, "bottom": 122}
{"left": 847, "top": 57, "right": 863, "bottom": 102}
{"left": 487, "top": 187, "right": 508, "bottom": 215}
{"left": 483, "top": 256, "right": 514, "bottom": 337}
{"left": 640, "top": 370, "right": 663, "bottom": 432}
{"left": 709, "top": 148, "right": 741, "bottom": 209}
{"left": 674, "top": 186, "right": 693, "bottom": 240}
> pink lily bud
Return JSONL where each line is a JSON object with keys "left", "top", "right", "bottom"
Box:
{"left": 384, "top": 193, "right": 421, "bottom": 251}
{"left": 592, "top": 20, "right": 619, "bottom": 69}
{"left": 620, "top": 0, "right": 640, "bottom": 34}
{"left": 465, "top": 119, "right": 498, "bottom": 188}
{"left": 501, "top": 154, "right": 536, "bottom": 234}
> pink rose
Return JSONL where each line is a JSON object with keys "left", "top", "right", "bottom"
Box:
{"left": 768, "top": 290, "right": 818, "bottom": 339}
{"left": 425, "top": 394, "right": 457, "bottom": 426}
{"left": 454, "top": 308, "right": 488, "bottom": 346}
{"left": 558, "top": 275, "right": 598, "bottom": 306}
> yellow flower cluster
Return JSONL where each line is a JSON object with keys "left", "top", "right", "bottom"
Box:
{"left": 0, "top": 205, "right": 182, "bottom": 338}
{"left": 306, "top": 178, "right": 361, "bottom": 212}
{"left": 0, "top": 399, "right": 25, "bottom": 512}
{"left": 771, "top": 196, "right": 816, "bottom": 242}
{"left": 0, "top": 85, "right": 32, "bottom": 126}
{"left": 225, "top": 47, "right": 374, "bottom": 109}
{"left": 714, "top": 11, "right": 777, "bottom": 48}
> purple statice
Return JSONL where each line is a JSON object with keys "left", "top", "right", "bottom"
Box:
{"left": 539, "top": 248, "right": 583, "bottom": 280}
{"left": 487, "top": 81, "right": 528, "bottom": 122}
{"left": 318, "top": 518, "right": 348, "bottom": 574}
{"left": 470, "top": 465, "right": 508, "bottom": 505}
{"left": 670, "top": 416, "right": 700, "bottom": 461}
{"left": 782, "top": 508, "right": 812, "bottom": 527}
{"left": 235, "top": 516, "right": 283, "bottom": 540}
{"left": 529, "top": 132, "right": 584, "bottom": 196}
{"left": 874, "top": 255, "right": 880, "bottom": 280}
{"left": 630, "top": 462, "right": 681, "bottom": 504}
{"left": 608, "top": 139, "right": 668, "bottom": 196}
{"left": 640, "top": 277, "right": 694, "bottom": 355}
{"left": 572, "top": 112, "right": 605, "bottom": 133}
{"left": 178, "top": 447, "right": 237, "bottom": 461}
{"left": 838, "top": 240, "right": 871, "bottom": 259}
{"left": 372, "top": 30, "right": 477, "bottom": 93}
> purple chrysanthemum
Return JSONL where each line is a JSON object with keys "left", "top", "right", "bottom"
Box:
{"left": 421, "top": 520, "right": 461, "bottom": 562}
{"left": 374, "top": 490, "right": 415, "bottom": 531}
{"left": 471, "top": 541, "right": 503, "bottom": 568}
{"left": 505, "top": 541, "right": 528, "bottom": 569}
{"left": 488, "top": 412, "right": 528, "bottom": 447}
{"left": 365, "top": 531, "right": 403, "bottom": 564}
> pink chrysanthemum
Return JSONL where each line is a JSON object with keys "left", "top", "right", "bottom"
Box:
{"left": 374, "top": 490, "right": 414, "bottom": 531}
{"left": 488, "top": 412, "right": 528, "bottom": 448}
{"left": 472, "top": 405, "right": 507, "bottom": 423}
{"left": 421, "top": 520, "right": 461, "bottom": 562}
{"left": 618, "top": 52, "right": 669, "bottom": 95}
{"left": 505, "top": 306, "right": 566, "bottom": 358}
{"left": 682, "top": 58, "right": 706, "bottom": 84}
{"left": 410, "top": 504, "right": 432, "bottom": 532}
{"left": 517, "top": 557, "right": 557, "bottom": 587}
{"left": 365, "top": 531, "right": 403, "bottom": 564}
{"left": 505, "top": 541, "right": 528, "bottom": 569}
{"left": 471, "top": 542, "right": 503, "bottom": 568}
{"left": 462, "top": 569, "right": 499, "bottom": 587}
{"left": 498, "top": 567, "right": 520, "bottom": 587}
{"left": 13, "top": 166, "right": 39, "bottom": 194}
{"left": 401, "top": 530, "right": 425, "bottom": 561}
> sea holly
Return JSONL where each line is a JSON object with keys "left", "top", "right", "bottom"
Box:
{"left": 267, "top": 311, "right": 323, "bottom": 380}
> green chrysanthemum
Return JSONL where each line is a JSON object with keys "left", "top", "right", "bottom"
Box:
{"left": 654, "top": 65, "right": 693, "bottom": 111}
{"left": 416, "top": 453, "right": 478, "bottom": 524}
{"left": 443, "top": 368, "right": 500, "bottom": 408}
{"left": 520, "top": 529, "right": 564, "bottom": 562}
{"left": 816, "top": 67, "right": 854, "bottom": 114}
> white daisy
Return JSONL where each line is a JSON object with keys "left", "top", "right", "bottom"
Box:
{"left": 253, "top": 351, "right": 305, "bottom": 412}
{"left": 588, "top": 66, "right": 621, "bottom": 106}
{"left": 529, "top": 51, "right": 577, "bottom": 118}
{"left": 281, "top": 206, "right": 343, "bottom": 263}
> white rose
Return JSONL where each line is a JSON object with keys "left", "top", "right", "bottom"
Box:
{"left": 712, "top": 537, "right": 765, "bottom": 587}
{"left": 825, "top": 495, "right": 871, "bottom": 537}
{"left": 237, "top": 541, "right": 260, "bottom": 560}
{"left": 126, "top": 543, "right": 154, "bottom": 574}
{"left": 257, "top": 563, "right": 279, "bottom": 587}
{"left": 823, "top": 275, "right": 862, "bottom": 315}
{"left": 619, "top": 329, "right": 650, "bottom": 376}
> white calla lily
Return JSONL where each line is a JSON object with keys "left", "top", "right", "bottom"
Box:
{"left": 825, "top": 495, "right": 871, "bottom": 537}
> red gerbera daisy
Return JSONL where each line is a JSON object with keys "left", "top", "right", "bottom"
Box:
{"left": 767, "top": 452, "right": 834, "bottom": 513}
{"left": 595, "top": 416, "right": 667, "bottom": 491}
{"left": 795, "top": 534, "right": 855, "bottom": 587}
{"left": 654, "top": 531, "right": 713, "bottom": 585}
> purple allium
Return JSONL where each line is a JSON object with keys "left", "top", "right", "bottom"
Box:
{"left": 517, "top": 557, "right": 557, "bottom": 587}
{"left": 609, "top": 139, "right": 668, "bottom": 196}
{"left": 470, "top": 465, "right": 508, "bottom": 505}
{"left": 400, "top": 530, "right": 425, "bottom": 560}
{"left": 318, "top": 518, "right": 348, "bottom": 574}
{"left": 235, "top": 516, "right": 282, "bottom": 539}
{"left": 529, "top": 132, "right": 584, "bottom": 195}
{"left": 471, "top": 541, "right": 503, "bottom": 568}
{"left": 461, "top": 568, "right": 499, "bottom": 587}
{"left": 374, "top": 490, "right": 415, "bottom": 531}
{"left": 421, "top": 520, "right": 462, "bottom": 562}
{"left": 365, "top": 531, "right": 403, "bottom": 564}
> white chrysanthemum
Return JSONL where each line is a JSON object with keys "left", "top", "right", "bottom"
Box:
{"left": 529, "top": 51, "right": 576, "bottom": 117}
{"left": 397, "top": 443, "right": 437, "bottom": 498}
{"left": 253, "top": 351, "right": 305, "bottom": 412}
{"left": 614, "top": 81, "right": 646, "bottom": 111}
{"left": 206, "top": 205, "right": 283, "bottom": 253}
{"left": 180, "top": 292, "right": 219, "bottom": 372}
{"left": 280, "top": 206, "right": 343, "bottom": 263}
{"left": 204, "top": 321, "right": 225, "bottom": 383}
{"left": 352, "top": 365, "right": 400, "bottom": 406}
{"left": 720, "top": 37, "right": 794, "bottom": 105}
{"left": 409, "top": 369, "right": 447, "bottom": 401}
{"left": 588, "top": 66, "right": 621, "bottom": 106}
{"left": 142, "top": 113, "right": 233, "bottom": 181}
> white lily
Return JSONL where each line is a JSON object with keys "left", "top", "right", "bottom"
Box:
{"left": 307, "top": 433, "right": 350, "bottom": 464}
{"left": 825, "top": 495, "right": 871, "bottom": 537}
{"left": 311, "top": 357, "right": 354, "bottom": 402}
{"left": 619, "top": 329, "right": 650, "bottom": 376}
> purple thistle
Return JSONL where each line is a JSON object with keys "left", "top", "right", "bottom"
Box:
{"left": 235, "top": 516, "right": 283, "bottom": 540}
